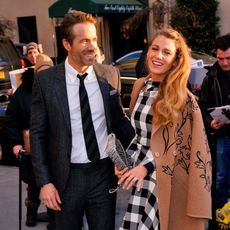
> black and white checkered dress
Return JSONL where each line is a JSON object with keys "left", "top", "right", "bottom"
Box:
{"left": 120, "top": 80, "right": 160, "bottom": 230}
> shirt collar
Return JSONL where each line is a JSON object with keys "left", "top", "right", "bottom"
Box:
{"left": 65, "top": 58, "right": 94, "bottom": 82}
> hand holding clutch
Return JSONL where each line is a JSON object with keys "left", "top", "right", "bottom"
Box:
{"left": 106, "top": 133, "right": 132, "bottom": 170}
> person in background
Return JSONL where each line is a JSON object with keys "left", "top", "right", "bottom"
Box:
{"left": 94, "top": 46, "right": 105, "bottom": 64}
{"left": 7, "top": 42, "right": 42, "bottom": 96}
{"left": 116, "top": 28, "right": 212, "bottom": 230}
{"left": 30, "top": 10, "right": 134, "bottom": 230}
{"left": 135, "top": 47, "right": 149, "bottom": 77}
{"left": 22, "top": 42, "right": 43, "bottom": 67}
{"left": 199, "top": 33, "right": 230, "bottom": 229}
{"left": 34, "top": 54, "right": 54, "bottom": 73}
{"left": 6, "top": 54, "right": 54, "bottom": 228}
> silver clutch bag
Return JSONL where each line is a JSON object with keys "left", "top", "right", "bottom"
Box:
{"left": 106, "top": 133, "right": 132, "bottom": 170}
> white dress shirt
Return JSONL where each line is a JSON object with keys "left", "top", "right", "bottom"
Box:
{"left": 65, "top": 58, "right": 108, "bottom": 163}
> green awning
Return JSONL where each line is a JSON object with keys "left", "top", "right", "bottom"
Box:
{"left": 49, "top": 0, "right": 146, "bottom": 18}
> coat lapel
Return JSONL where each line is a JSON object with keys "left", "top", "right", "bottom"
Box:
{"left": 151, "top": 123, "right": 161, "bottom": 137}
{"left": 52, "top": 64, "right": 114, "bottom": 133}
{"left": 54, "top": 63, "right": 71, "bottom": 130}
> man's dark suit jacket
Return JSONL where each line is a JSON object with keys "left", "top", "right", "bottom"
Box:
{"left": 30, "top": 62, "right": 135, "bottom": 194}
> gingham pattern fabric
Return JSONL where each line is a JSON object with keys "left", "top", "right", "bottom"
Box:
{"left": 120, "top": 80, "right": 160, "bottom": 230}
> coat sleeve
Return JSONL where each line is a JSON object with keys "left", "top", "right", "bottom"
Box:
{"left": 30, "top": 74, "right": 51, "bottom": 187}
{"left": 187, "top": 99, "right": 212, "bottom": 219}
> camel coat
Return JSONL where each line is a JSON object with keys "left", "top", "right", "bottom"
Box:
{"left": 151, "top": 94, "right": 212, "bottom": 230}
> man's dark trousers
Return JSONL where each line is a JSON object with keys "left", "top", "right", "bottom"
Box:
{"left": 56, "top": 158, "right": 117, "bottom": 230}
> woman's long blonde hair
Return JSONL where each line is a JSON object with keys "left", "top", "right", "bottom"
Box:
{"left": 151, "top": 28, "right": 191, "bottom": 126}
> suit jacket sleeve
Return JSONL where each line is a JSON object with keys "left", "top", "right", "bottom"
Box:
{"left": 94, "top": 63, "right": 135, "bottom": 149}
{"left": 30, "top": 74, "right": 51, "bottom": 187}
{"left": 108, "top": 67, "right": 135, "bottom": 149}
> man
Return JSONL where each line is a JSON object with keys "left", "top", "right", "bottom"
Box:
{"left": 23, "top": 42, "right": 42, "bottom": 67}
{"left": 30, "top": 11, "right": 135, "bottom": 230}
{"left": 7, "top": 42, "right": 42, "bottom": 96}
{"left": 199, "top": 33, "right": 230, "bottom": 227}
{"left": 94, "top": 46, "right": 105, "bottom": 64}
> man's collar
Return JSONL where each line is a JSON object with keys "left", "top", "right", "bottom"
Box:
{"left": 65, "top": 57, "right": 93, "bottom": 76}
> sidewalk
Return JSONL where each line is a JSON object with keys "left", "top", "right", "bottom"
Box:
{"left": 0, "top": 165, "right": 130, "bottom": 230}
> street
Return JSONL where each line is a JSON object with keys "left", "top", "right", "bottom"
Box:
{"left": 0, "top": 165, "right": 131, "bottom": 230}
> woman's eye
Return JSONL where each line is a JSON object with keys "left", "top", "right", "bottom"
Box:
{"left": 152, "top": 47, "right": 158, "bottom": 51}
{"left": 163, "top": 51, "right": 171, "bottom": 56}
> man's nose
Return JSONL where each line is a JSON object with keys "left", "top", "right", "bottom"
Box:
{"left": 87, "top": 42, "right": 96, "bottom": 50}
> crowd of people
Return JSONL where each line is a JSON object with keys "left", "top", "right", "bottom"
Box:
{"left": 4, "top": 10, "right": 229, "bottom": 230}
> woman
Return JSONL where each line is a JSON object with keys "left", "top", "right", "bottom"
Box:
{"left": 117, "top": 28, "right": 212, "bottom": 230}
{"left": 6, "top": 54, "right": 55, "bottom": 229}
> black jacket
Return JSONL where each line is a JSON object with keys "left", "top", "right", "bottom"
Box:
{"left": 6, "top": 68, "right": 35, "bottom": 183}
{"left": 199, "top": 62, "right": 230, "bottom": 137}
{"left": 6, "top": 68, "right": 34, "bottom": 147}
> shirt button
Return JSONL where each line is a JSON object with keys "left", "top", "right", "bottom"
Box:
{"left": 173, "top": 150, "right": 177, "bottom": 156}
{"left": 155, "top": 152, "right": 160, "bottom": 157}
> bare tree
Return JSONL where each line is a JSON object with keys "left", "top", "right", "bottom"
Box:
{"left": 124, "top": 0, "right": 171, "bottom": 35}
{"left": 0, "top": 17, "right": 16, "bottom": 38}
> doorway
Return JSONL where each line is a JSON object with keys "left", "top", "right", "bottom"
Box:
{"left": 108, "top": 14, "right": 147, "bottom": 62}
{"left": 17, "top": 16, "right": 38, "bottom": 43}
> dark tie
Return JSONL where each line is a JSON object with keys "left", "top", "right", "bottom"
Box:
{"left": 78, "top": 73, "right": 100, "bottom": 162}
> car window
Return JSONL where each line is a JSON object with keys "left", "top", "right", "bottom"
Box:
{"left": 0, "top": 37, "right": 21, "bottom": 83}
{"left": 120, "top": 76, "right": 137, "bottom": 114}
{"left": 14, "top": 43, "right": 27, "bottom": 58}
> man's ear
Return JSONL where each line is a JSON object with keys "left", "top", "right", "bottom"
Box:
{"left": 62, "top": 39, "right": 71, "bottom": 51}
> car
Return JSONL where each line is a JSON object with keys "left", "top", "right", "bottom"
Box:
{"left": 113, "top": 50, "right": 142, "bottom": 77}
{"left": 114, "top": 50, "right": 217, "bottom": 99}
{"left": 14, "top": 42, "right": 27, "bottom": 67}
{"left": 0, "top": 37, "right": 22, "bottom": 87}
{"left": 120, "top": 76, "right": 137, "bottom": 114}
{"left": 113, "top": 50, "right": 216, "bottom": 78}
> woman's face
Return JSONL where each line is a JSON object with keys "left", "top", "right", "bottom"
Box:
{"left": 147, "top": 35, "right": 177, "bottom": 80}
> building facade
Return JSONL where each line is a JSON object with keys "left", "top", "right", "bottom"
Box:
{"left": 0, "top": 0, "right": 55, "bottom": 59}
{"left": 0, "top": 0, "right": 229, "bottom": 62}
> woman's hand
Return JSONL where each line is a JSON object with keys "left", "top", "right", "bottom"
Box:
{"left": 118, "top": 164, "right": 147, "bottom": 192}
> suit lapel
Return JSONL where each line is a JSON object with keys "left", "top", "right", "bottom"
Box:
{"left": 54, "top": 63, "right": 71, "bottom": 130}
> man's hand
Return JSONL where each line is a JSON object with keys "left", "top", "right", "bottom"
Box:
{"left": 13, "top": 145, "right": 23, "bottom": 158}
{"left": 114, "top": 165, "right": 129, "bottom": 179}
{"left": 211, "top": 118, "right": 225, "bottom": 130}
{"left": 118, "top": 164, "right": 147, "bottom": 192}
{"left": 40, "top": 183, "right": 61, "bottom": 211}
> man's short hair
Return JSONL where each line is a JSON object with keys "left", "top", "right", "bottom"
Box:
{"left": 215, "top": 33, "right": 230, "bottom": 51}
{"left": 60, "top": 10, "right": 96, "bottom": 45}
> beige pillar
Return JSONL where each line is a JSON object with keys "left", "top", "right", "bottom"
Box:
{"left": 148, "top": 0, "right": 155, "bottom": 40}
{"left": 148, "top": 0, "right": 172, "bottom": 40}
